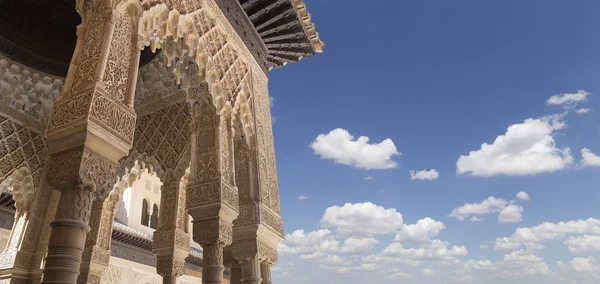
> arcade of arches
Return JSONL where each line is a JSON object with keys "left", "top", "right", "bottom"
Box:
{"left": 0, "top": 0, "right": 323, "bottom": 283}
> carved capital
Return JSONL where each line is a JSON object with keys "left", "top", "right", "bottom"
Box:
{"left": 46, "top": 148, "right": 118, "bottom": 198}
{"left": 156, "top": 257, "right": 185, "bottom": 278}
{"left": 191, "top": 218, "right": 232, "bottom": 246}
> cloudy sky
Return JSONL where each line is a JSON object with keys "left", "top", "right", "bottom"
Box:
{"left": 266, "top": 1, "right": 600, "bottom": 283}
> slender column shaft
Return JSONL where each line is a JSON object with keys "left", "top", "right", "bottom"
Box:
{"left": 231, "top": 266, "right": 242, "bottom": 284}
{"left": 240, "top": 259, "right": 261, "bottom": 284}
{"left": 202, "top": 243, "right": 225, "bottom": 284}
{"left": 41, "top": 185, "right": 94, "bottom": 283}
{"left": 260, "top": 262, "right": 271, "bottom": 284}
{"left": 163, "top": 275, "right": 177, "bottom": 284}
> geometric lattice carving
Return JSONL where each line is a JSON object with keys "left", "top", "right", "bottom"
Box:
{"left": 132, "top": 102, "right": 191, "bottom": 170}
{"left": 0, "top": 115, "right": 47, "bottom": 189}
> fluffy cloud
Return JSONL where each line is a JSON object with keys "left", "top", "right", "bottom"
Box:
{"left": 456, "top": 115, "right": 573, "bottom": 176}
{"left": 409, "top": 169, "right": 439, "bottom": 181}
{"left": 452, "top": 275, "right": 474, "bottom": 283}
{"left": 547, "top": 90, "right": 590, "bottom": 106}
{"left": 390, "top": 272, "right": 413, "bottom": 279}
{"left": 564, "top": 235, "right": 600, "bottom": 253}
{"left": 449, "top": 197, "right": 507, "bottom": 221}
{"left": 498, "top": 205, "right": 524, "bottom": 224}
{"left": 394, "top": 217, "right": 445, "bottom": 244}
{"left": 297, "top": 195, "right": 308, "bottom": 200}
{"left": 365, "top": 176, "right": 373, "bottom": 180}
{"left": 382, "top": 240, "right": 468, "bottom": 263}
{"left": 421, "top": 268, "right": 436, "bottom": 276}
{"left": 576, "top": 108, "right": 591, "bottom": 114}
{"left": 321, "top": 202, "right": 404, "bottom": 236}
{"left": 516, "top": 191, "right": 530, "bottom": 201}
{"left": 567, "top": 257, "right": 600, "bottom": 272}
{"left": 494, "top": 218, "right": 600, "bottom": 251}
{"left": 580, "top": 148, "right": 600, "bottom": 168}
{"left": 494, "top": 237, "right": 522, "bottom": 251}
{"left": 310, "top": 128, "right": 400, "bottom": 170}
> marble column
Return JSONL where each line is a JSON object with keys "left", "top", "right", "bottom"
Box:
{"left": 187, "top": 85, "right": 238, "bottom": 284}
{"left": 202, "top": 242, "right": 225, "bottom": 284}
{"left": 240, "top": 258, "right": 262, "bottom": 284}
{"left": 260, "top": 262, "right": 272, "bottom": 284}
{"left": 42, "top": 183, "right": 94, "bottom": 283}
{"left": 230, "top": 265, "right": 242, "bottom": 284}
{"left": 41, "top": 0, "right": 142, "bottom": 282}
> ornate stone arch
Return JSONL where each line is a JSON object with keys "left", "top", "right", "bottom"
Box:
{"left": 138, "top": 3, "right": 255, "bottom": 136}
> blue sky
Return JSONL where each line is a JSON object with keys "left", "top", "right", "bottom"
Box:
{"left": 267, "top": 1, "right": 600, "bottom": 283}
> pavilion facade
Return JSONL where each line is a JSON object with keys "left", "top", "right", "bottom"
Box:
{"left": 0, "top": 0, "right": 323, "bottom": 283}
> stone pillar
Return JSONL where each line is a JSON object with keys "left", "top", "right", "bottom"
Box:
{"left": 240, "top": 258, "right": 261, "bottom": 284}
{"left": 260, "top": 262, "right": 272, "bottom": 284}
{"left": 231, "top": 266, "right": 242, "bottom": 284}
{"left": 229, "top": 61, "right": 283, "bottom": 284}
{"left": 78, "top": 193, "right": 119, "bottom": 283}
{"left": 41, "top": 1, "right": 142, "bottom": 283}
{"left": 186, "top": 84, "right": 238, "bottom": 284}
{"left": 153, "top": 170, "right": 190, "bottom": 283}
{"left": 42, "top": 182, "right": 95, "bottom": 283}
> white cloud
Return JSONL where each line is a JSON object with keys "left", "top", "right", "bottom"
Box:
{"left": 494, "top": 218, "right": 600, "bottom": 251}
{"left": 480, "top": 244, "right": 489, "bottom": 249}
{"left": 320, "top": 202, "right": 404, "bottom": 237}
{"left": 576, "top": 108, "right": 591, "bottom": 114}
{"left": 516, "top": 191, "right": 530, "bottom": 201}
{"left": 503, "top": 250, "right": 543, "bottom": 263}
{"left": 456, "top": 115, "right": 573, "bottom": 176}
{"left": 394, "top": 217, "right": 445, "bottom": 244}
{"left": 569, "top": 257, "right": 600, "bottom": 272}
{"left": 498, "top": 205, "right": 524, "bottom": 224}
{"left": 547, "top": 90, "right": 590, "bottom": 106}
{"left": 297, "top": 195, "right": 308, "bottom": 200}
{"left": 580, "top": 148, "right": 600, "bottom": 168}
{"left": 382, "top": 240, "right": 468, "bottom": 263}
{"left": 365, "top": 176, "right": 373, "bottom": 180}
{"left": 421, "top": 268, "right": 436, "bottom": 276}
{"left": 470, "top": 216, "right": 484, "bottom": 222}
{"left": 310, "top": 128, "right": 400, "bottom": 170}
{"left": 409, "top": 169, "right": 439, "bottom": 181}
{"left": 494, "top": 237, "right": 522, "bottom": 251}
{"left": 452, "top": 274, "right": 474, "bottom": 283}
{"left": 390, "top": 272, "right": 413, "bottom": 280}
{"left": 449, "top": 197, "right": 508, "bottom": 221}
{"left": 564, "top": 235, "right": 600, "bottom": 253}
